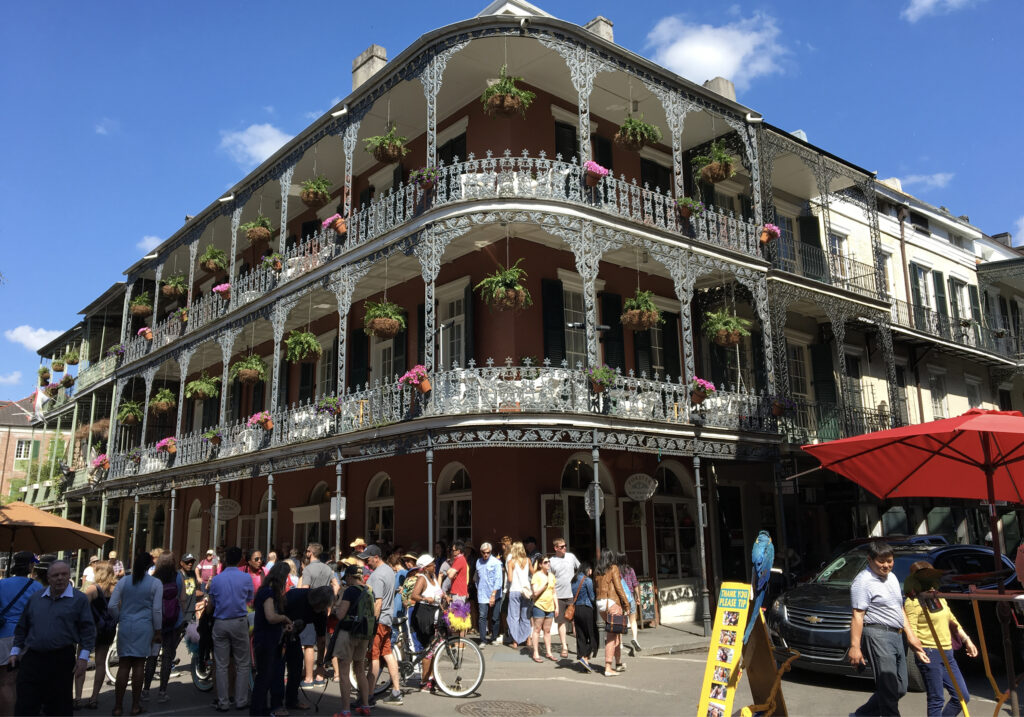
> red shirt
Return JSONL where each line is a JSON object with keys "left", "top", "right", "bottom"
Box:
{"left": 451, "top": 554, "right": 469, "bottom": 597}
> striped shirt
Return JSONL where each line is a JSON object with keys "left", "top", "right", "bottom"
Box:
{"left": 850, "top": 567, "right": 904, "bottom": 629}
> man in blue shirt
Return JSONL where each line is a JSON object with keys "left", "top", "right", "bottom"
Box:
{"left": 207, "top": 546, "right": 254, "bottom": 712}
{"left": 0, "top": 551, "right": 43, "bottom": 714}
{"left": 475, "top": 542, "right": 504, "bottom": 646}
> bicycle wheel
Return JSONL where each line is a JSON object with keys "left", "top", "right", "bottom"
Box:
{"left": 191, "top": 653, "right": 214, "bottom": 692}
{"left": 431, "top": 636, "right": 484, "bottom": 697}
{"left": 104, "top": 642, "right": 119, "bottom": 686}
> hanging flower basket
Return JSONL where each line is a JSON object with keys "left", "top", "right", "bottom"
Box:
{"left": 614, "top": 129, "right": 645, "bottom": 153}
{"left": 161, "top": 285, "right": 183, "bottom": 299}
{"left": 91, "top": 454, "right": 110, "bottom": 471}
{"left": 120, "top": 413, "right": 139, "bottom": 426}
{"left": 583, "top": 160, "right": 609, "bottom": 187}
{"left": 689, "top": 377, "right": 716, "bottom": 405}
{"left": 236, "top": 369, "right": 261, "bottom": 384}
{"left": 399, "top": 365, "right": 431, "bottom": 394}
{"left": 202, "top": 429, "right": 223, "bottom": 446}
{"left": 51, "top": 361, "right": 65, "bottom": 373}
{"left": 130, "top": 303, "right": 152, "bottom": 318}
{"left": 486, "top": 93, "right": 525, "bottom": 118}
{"left": 248, "top": 411, "right": 274, "bottom": 431}
{"left": 322, "top": 213, "right": 347, "bottom": 236}
{"left": 621, "top": 309, "right": 661, "bottom": 332}
{"left": 65, "top": 354, "right": 80, "bottom": 366}
{"left": 300, "top": 188, "right": 330, "bottom": 210}
{"left": 494, "top": 288, "right": 529, "bottom": 312}
{"left": 372, "top": 143, "right": 404, "bottom": 165}
{"left": 247, "top": 226, "right": 271, "bottom": 243}
{"left": 366, "top": 317, "right": 401, "bottom": 339}
{"left": 700, "top": 161, "right": 732, "bottom": 184}
{"left": 212, "top": 283, "right": 231, "bottom": 301}
{"left": 60, "top": 374, "right": 75, "bottom": 389}
{"left": 156, "top": 437, "right": 177, "bottom": 455}
{"left": 150, "top": 401, "right": 173, "bottom": 414}
{"left": 760, "top": 223, "right": 781, "bottom": 245}
{"left": 201, "top": 259, "right": 221, "bottom": 273}
{"left": 713, "top": 329, "right": 743, "bottom": 347}
{"left": 138, "top": 327, "right": 153, "bottom": 341}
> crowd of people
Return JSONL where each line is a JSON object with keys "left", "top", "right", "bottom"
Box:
{"left": 0, "top": 535, "right": 646, "bottom": 716}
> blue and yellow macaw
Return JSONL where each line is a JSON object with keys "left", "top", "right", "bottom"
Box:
{"left": 744, "top": 530, "right": 774, "bottom": 644}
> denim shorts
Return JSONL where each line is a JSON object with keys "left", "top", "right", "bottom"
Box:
{"left": 531, "top": 606, "right": 554, "bottom": 619}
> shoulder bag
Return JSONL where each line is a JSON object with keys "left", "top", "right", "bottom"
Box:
{"left": 0, "top": 579, "right": 34, "bottom": 630}
{"left": 564, "top": 577, "right": 584, "bottom": 622}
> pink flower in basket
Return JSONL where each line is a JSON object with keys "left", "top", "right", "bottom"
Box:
{"left": 155, "top": 437, "right": 176, "bottom": 452}
{"left": 322, "top": 213, "right": 342, "bottom": 229}
{"left": 90, "top": 454, "right": 108, "bottom": 468}
{"left": 761, "top": 223, "right": 781, "bottom": 239}
{"left": 582, "top": 160, "right": 609, "bottom": 177}
{"left": 398, "top": 365, "right": 429, "bottom": 388}
{"left": 689, "top": 377, "right": 716, "bottom": 395}
{"left": 247, "top": 410, "right": 272, "bottom": 427}
{"left": 137, "top": 327, "right": 150, "bottom": 336}
{"left": 212, "top": 283, "right": 231, "bottom": 295}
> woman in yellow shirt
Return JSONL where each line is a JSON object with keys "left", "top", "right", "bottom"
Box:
{"left": 903, "top": 561, "right": 978, "bottom": 717}
{"left": 530, "top": 556, "right": 559, "bottom": 663}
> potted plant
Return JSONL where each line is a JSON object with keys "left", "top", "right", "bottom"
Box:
{"left": 37, "top": 367, "right": 51, "bottom": 385}
{"left": 106, "top": 343, "right": 126, "bottom": 360}
{"left": 261, "top": 253, "right": 285, "bottom": 272}
{"left": 586, "top": 364, "right": 617, "bottom": 393}
{"left": 247, "top": 410, "right": 274, "bottom": 431}
{"left": 51, "top": 358, "right": 65, "bottom": 373}
{"left": 185, "top": 371, "right": 221, "bottom": 400}
{"left": 44, "top": 382, "right": 60, "bottom": 398}
{"left": 129, "top": 291, "right": 153, "bottom": 318}
{"left": 409, "top": 167, "right": 440, "bottom": 192}
{"left": 614, "top": 115, "right": 662, "bottom": 152}
{"left": 63, "top": 349, "right": 80, "bottom": 366}
{"left": 363, "top": 300, "right": 406, "bottom": 338}
{"left": 474, "top": 258, "right": 533, "bottom": 312}
{"left": 689, "top": 376, "right": 716, "bottom": 404}
{"left": 155, "top": 436, "right": 177, "bottom": 455}
{"left": 959, "top": 317, "right": 974, "bottom": 328}
{"left": 321, "top": 213, "right": 347, "bottom": 236}
{"left": 399, "top": 365, "right": 431, "bottom": 394}
{"left": 60, "top": 373, "right": 75, "bottom": 389}
{"left": 161, "top": 273, "right": 187, "bottom": 299}
{"left": 770, "top": 395, "right": 797, "bottom": 417}
{"left": 316, "top": 395, "right": 342, "bottom": 417}
{"left": 91, "top": 454, "right": 110, "bottom": 471}
{"left": 481, "top": 65, "right": 536, "bottom": 119}
{"left": 127, "top": 447, "right": 143, "bottom": 465}
{"left": 199, "top": 245, "right": 227, "bottom": 273}
{"left": 174, "top": 306, "right": 189, "bottom": 324}
{"left": 138, "top": 326, "right": 153, "bottom": 341}
{"left": 285, "top": 330, "right": 323, "bottom": 363}
{"left": 702, "top": 309, "right": 753, "bottom": 347}
{"left": 202, "top": 428, "right": 223, "bottom": 446}
{"left": 212, "top": 283, "right": 231, "bottom": 301}
{"left": 363, "top": 125, "right": 409, "bottom": 165}
{"left": 760, "top": 223, "right": 781, "bottom": 244}
{"left": 691, "top": 140, "right": 734, "bottom": 184}
{"left": 230, "top": 354, "right": 267, "bottom": 385}
{"left": 676, "top": 196, "right": 704, "bottom": 221}
{"left": 150, "top": 387, "right": 177, "bottom": 414}
{"left": 118, "top": 400, "right": 143, "bottom": 425}
{"left": 300, "top": 176, "right": 332, "bottom": 210}
{"left": 240, "top": 215, "right": 272, "bottom": 244}
{"left": 582, "top": 160, "right": 609, "bottom": 187}
{"left": 621, "top": 289, "right": 663, "bottom": 332}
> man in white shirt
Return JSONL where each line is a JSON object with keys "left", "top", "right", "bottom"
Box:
{"left": 80, "top": 555, "right": 98, "bottom": 587}
{"left": 548, "top": 539, "right": 580, "bottom": 658}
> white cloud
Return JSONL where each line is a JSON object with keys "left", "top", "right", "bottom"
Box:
{"left": 219, "top": 123, "right": 292, "bottom": 168}
{"left": 95, "top": 118, "right": 118, "bottom": 135}
{"left": 646, "top": 12, "right": 786, "bottom": 92}
{"left": 263, "top": 105, "right": 275, "bottom": 115}
{"left": 902, "top": 0, "right": 979, "bottom": 22}
{"left": 304, "top": 97, "right": 343, "bottom": 122}
{"left": 0, "top": 371, "right": 22, "bottom": 385}
{"left": 1014, "top": 216, "right": 1024, "bottom": 247}
{"left": 136, "top": 235, "right": 161, "bottom": 252}
{"left": 4, "top": 326, "right": 62, "bottom": 352}
{"left": 901, "top": 172, "right": 955, "bottom": 190}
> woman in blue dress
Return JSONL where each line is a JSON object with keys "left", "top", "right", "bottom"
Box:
{"left": 109, "top": 551, "right": 162, "bottom": 716}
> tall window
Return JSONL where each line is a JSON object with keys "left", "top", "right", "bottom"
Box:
{"left": 828, "top": 233, "right": 849, "bottom": 280}
{"left": 435, "top": 279, "right": 468, "bottom": 369}
{"left": 652, "top": 465, "right": 696, "bottom": 580}
{"left": 372, "top": 338, "right": 395, "bottom": 384}
{"left": 366, "top": 474, "right": 394, "bottom": 545}
{"left": 563, "top": 288, "right": 586, "bottom": 369}
{"left": 965, "top": 380, "right": 982, "bottom": 409}
{"left": 775, "top": 216, "right": 796, "bottom": 272}
{"left": 438, "top": 466, "right": 472, "bottom": 545}
{"left": 14, "top": 440, "right": 32, "bottom": 460}
{"left": 930, "top": 374, "right": 948, "bottom": 419}
{"left": 648, "top": 324, "right": 664, "bottom": 377}
{"left": 318, "top": 336, "right": 336, "bottom": 397}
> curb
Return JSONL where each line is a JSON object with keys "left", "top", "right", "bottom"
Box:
{"left": 644, "top": 639, "right": 710, "bottom": 656}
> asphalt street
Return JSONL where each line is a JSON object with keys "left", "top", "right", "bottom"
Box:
{"left": 80, "top": 641, "right": 1020, "bottom": 716}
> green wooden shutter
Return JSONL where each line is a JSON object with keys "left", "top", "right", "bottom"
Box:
{"left": 253, "top": 378, "right": 266, "bottom": 411}
{"left": 947, "top": 278, "right": 961, "bottom": 322}
{"left": 932, "top": 271, "right": 949, "bottom": 338}
{"left": 798, "top": 215, "right": 822, "bottom": 248}
{"left": 908, "top": 263, "right": 924, "bottom": 329}
{"left": 969, "top": 285, "right": 983, "bottom": 343}
{"left": 541, "top": 279, "right": 565, "bottom": 365}
{"left": 634, "top": 329, "right": 652, "bottom": 377}
{"left": 297, "top": 363, "right": 315, "bottom": 403}
{"left": 709, "top": 343, "right": 728, "bottom": 390}
{"left": 392, "top": 326, "right": 407, "bottom": 376}
{"left": 417, "top": 304, "right": 425, "bottom": 367}
{"left": 463, "top": 282, "right": 475, "bottom": 368}
{"left": 752, "top": 332, "right": 766, "bottom": 393}
{"left": 554, "top": 123, "right": 577, "bottom": 162}
{"left": 600, "top": 293, "right": 625, "bottom": 372}
{"left": 349, "top": 329, "right": 369, "bottom": 389}
{"left": 661, "top": 312, "right": 681, "bottom": 382}
{"left": 809, "top": 343, "right": 839, "bottom": 440}
{"left": 797, "top": 215, "right": 826, "bottom": 282}
{"left": 592, "top": 135, "right": 613, "bottom": 171}
{"left": 278, "top": 359, "right": 290, "bottom": 407}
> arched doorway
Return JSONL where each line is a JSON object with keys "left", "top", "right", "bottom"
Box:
{"left": 438, "top": 464, "right": 472, "bottom": 545}
{"left": 292, "top": 481, "right": 330, "bottom": 550}
{"left": 541, "top": 454, "right": 616, "bottom": 561}
{"left": 186, "top": 499, "right": 203, "bottom": 558}
{"left": 366, "top": 473, "right": 394, "bottom": 545}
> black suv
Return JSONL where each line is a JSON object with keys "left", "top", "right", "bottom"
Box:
{"left": 767, "top": 542, "right": 1019, "bottom": 691}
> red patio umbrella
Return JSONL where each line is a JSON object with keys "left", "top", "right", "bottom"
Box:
{"left": 802, "top": 408, "right": 1024, "bottom": 715}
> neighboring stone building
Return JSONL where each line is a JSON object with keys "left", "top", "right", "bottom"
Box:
{"left": 23, "top": 0, "right": 1024, "bottom": 626}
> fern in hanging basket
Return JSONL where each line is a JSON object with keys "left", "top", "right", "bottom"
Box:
{"left": 63, "top": 349, "right": 80, "bottom": 366}
{"left": 199, "top": 245, "right": 228, "bottom": 273}
{"left": 285, "top": 330, "right": 323, "bottom": 363}
{"left": 691, "top": 140, "right": 735, "bottom": 184}
{"left": 129, "top": 291, "right": 153, "bottom": 317}
{"left": 185, "top": 371, "right": 221, "bottom": 401}
{"left": 702, "top": 309, "right": 752, "bottom": 347}
{"left": 230, "top": 354, "right": 268, "bottom": 384}
{"left": 37, "top": 366, "right": 50, "bottom": 385}
{"left": 161, "top": 274, "right": 188, "bottom": 299}
{"left": 300, "top": 176, "right": 333, "bottom": 209}
{"left": 150, "top": 387, "right": 177, "bottom": 414}
{"left": 363, "top": 126, "right": 409, "bottom": 165}
{"left": 474, "top": 258, "right": 533, "bottom": 312}
{"left": 240, "top": 215, "right": 273, "bottom": 244}
{"left": 117, "top": 399, "right": 143, "bottom": 425}
{"left": 615, "top": 115, "right": 662, "bottom": 152}
{"left": 481, "top": 65, "right": 536, "bottom": 119}
{"left": 363, "top": 300, "right": 406, "bottom": 338}
{"left": 620, "top": 289, "right": 663, "bottom": 332}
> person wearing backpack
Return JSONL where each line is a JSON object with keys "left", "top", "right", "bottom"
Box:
{"left": 74, "top": 559, "right": 118, "bottom": 709}
{"left": 331, "top": 564, "right": 375, "bottom": 716}
{"left": 143, "top": 552, "right": 186, "bottom": 703}
{"left": 0, "top": 551, "right": 44, "bottom": 714}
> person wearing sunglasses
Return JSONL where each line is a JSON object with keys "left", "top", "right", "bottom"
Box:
{"left": 243, "top": 550, "right": 266, "bottom": 595}
{"left": 529, "top": 556, "right": 559, "bottom": 663}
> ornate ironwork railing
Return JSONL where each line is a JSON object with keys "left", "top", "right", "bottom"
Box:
{"left": 773, "top": 239, "right": 882, "bottom": 299}
{"left": 104, "top": 362, "right": 778, "bottom": 480}
{"left": 78, "top": 356, "right": 117, "bottom": 390}
{"left": 779, "top": 397, "right": 891, "bottom": 444}
{"left": 890, "top": 299, "right": 1021, "bottom": 359}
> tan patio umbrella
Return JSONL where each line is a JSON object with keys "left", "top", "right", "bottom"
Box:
{"left": 0, "top": 501, "right": 113, "bottom": 553}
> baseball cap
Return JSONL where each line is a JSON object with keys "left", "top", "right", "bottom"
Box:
{"left": 342, "top": 564, "right": 364, "bottom": 579}
{"left": 415, "top": 554, "right": 433, "bottom": 569}
{"left": 349, "top": 537, "right": 367, "bottom": 548}
{"left": 12, "top": 551, "right": 36, "bottom": 567}
{"left": 357, "top": 545, "right": 381, "bottom": 560}
{"left": 182, "top": 553, "right": 196, "bottom": 563}
{"left": 206, "top": 549, "right": 215, "bottom": 555}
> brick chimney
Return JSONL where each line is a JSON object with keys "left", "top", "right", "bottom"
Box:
{"left": 584, "top": 16, "right": 614, "bottom": 43}
{"left": 353, "top": 45, "right": 387, "bottom": 91}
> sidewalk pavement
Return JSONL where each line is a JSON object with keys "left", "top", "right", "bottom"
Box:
{"left": 546, "top": 619, "right": 711, "bottom": 657}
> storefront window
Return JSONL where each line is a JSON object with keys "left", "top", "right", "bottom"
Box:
{"left": 653, "top": 466, "right": 696, "bottom": 580}
{"left": 438, "top": 466, "right": 471, "bottom": 545}
{"left": 366, "top": 475, "right": 394, "bottom": 545}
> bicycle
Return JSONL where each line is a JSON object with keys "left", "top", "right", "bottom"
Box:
{"left": 381, "top": 613, "right": 485, "bottom": 697}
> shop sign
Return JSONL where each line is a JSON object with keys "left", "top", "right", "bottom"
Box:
{"left": 624, "top": 474, "right": 658, "bottom": 502}
{"left": 211, "top": 498, "right": 241, "bottom": 521}
{"left": 696, "top": 582, "right": 750, "bottom": 717}
{"left": 584, "top": 483, "right": 605, "bottom": 518}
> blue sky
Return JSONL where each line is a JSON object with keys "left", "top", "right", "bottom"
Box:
{"left": 1, "top": 0, "right": 1020, "bottom": 401}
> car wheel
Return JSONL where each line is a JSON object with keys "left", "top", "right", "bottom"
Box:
{"left": 906, "top": 647, "right": 926, "bottom": 693}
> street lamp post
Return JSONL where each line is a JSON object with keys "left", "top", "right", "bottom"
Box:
{"left": 691, "top": 412, "right": 713, "bottom": 637}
